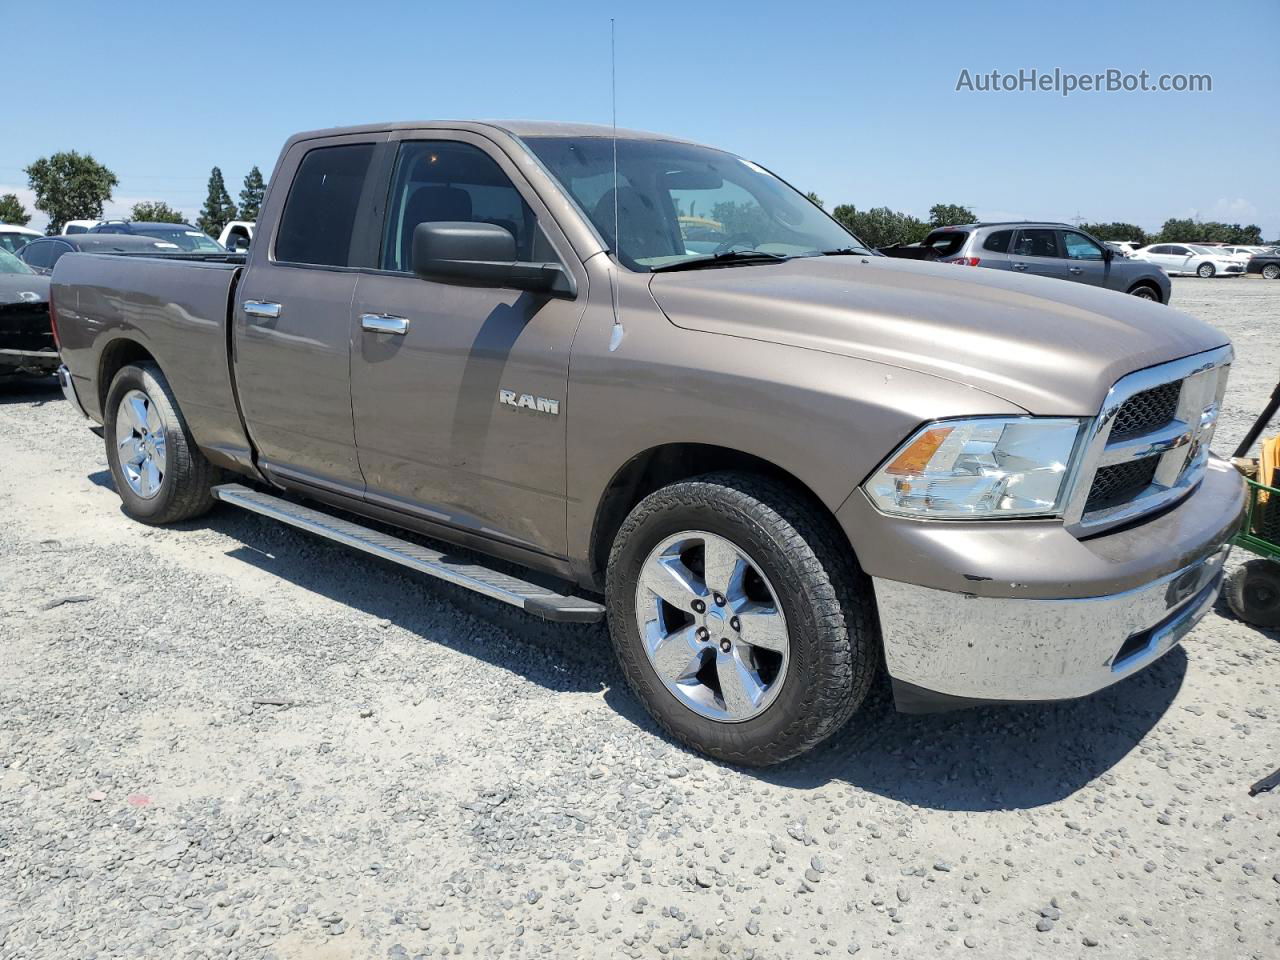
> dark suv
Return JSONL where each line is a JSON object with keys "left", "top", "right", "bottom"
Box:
{"left": 890, "top": 222, "right": 1171, "bottom": 303}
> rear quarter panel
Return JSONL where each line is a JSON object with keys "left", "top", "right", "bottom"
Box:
{"left": 52, "top": 254, "right": 254, "bottom": 470}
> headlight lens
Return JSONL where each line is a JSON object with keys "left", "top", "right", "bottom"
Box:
{"left": 865, "top": 417, "right": 1084, "bottom": 518}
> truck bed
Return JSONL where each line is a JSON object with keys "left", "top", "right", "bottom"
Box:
{"left": 52, "top": 252, "right": 255, "bottom": 470}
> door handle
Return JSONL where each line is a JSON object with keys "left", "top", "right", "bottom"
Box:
{"left": 1068, "top": 267, "right": 1084, "bottom": 275}
{"left": 360, "top": 313, "right": 410, "bottom": 336}
{"left": 1011, "top": 262, "right": 1028, "bottom": 271}
{"left": 243, "top": 300, "right": 282, "bottom": 320}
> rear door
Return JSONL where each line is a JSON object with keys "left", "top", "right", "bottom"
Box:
{"left": 1059, "top": 229, "right": 1109, "bottom": 288}
{"left": 977, "top": 228, "right": 1016, "bottom": 270}
{"left": 348, "top": 132, "right": 586, "bottom": 557}
{"left": 232, "top": 133, "right": 386, "bottom": 493}
{"left": 1010, "top": 228, "right": 1068, "bottom": 280}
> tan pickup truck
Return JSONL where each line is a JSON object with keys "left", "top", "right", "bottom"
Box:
{"left": 51, "top": 121, "right": 1243, "bottom": 765}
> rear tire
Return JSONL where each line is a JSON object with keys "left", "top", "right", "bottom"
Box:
{"left": 104, "top": 362, "right": 218, "bottom": 524}
{"left": 605, "top": 472, "right": 877, "bottom": 766}
{"left": 1226, "top": 559, "right": 1280, "bottom": 628}
{"left": 1262, "top": 264, "right": 1280, "bottom": 280}
{"left": 1197, "top": 262, "right": 1216, "bottom": 278}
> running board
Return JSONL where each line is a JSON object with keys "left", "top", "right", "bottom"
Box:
{"left": 211, "top": 483, "right": 605, "bottom": 623}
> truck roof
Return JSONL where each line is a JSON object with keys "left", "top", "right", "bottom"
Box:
{"left": 282, "top": 119, "right": 698, "bottom": 148}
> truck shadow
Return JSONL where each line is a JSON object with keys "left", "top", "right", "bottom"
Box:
{"left": 0, "top": 375, "right": 60, "bottom": 405}
{"left": 197, "top": 497, "right": 1185, "bottom": 811}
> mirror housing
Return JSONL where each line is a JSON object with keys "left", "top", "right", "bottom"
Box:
{"left": 411, "top": 221, "right": 574, "bottom": 296}
{"left": 1102, "top": 247, "right": 1114, "bottom": 262}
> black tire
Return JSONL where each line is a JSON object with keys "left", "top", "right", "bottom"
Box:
{"left": 1197, "top": 262, "right": 1216, "bottom": 278}
{"left": 605, "top": 472, "right": 877, "bottom": 766}
{"left": 1128, "top": 283, "right": 1161, "bottom": 302}
{"left": 1225, "top": 559, "right": 1280, "bottom": 628}
{"left": 103, "top": 362, "right": 218, "bottom": 524}
{"left": 1262, "top": 264, "right": 1280, "bottom": 281}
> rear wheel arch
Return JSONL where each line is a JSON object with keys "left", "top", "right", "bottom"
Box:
{"left": 587, "top": 443, "right": 857, "bottom": 591}
{"left": 97, "top": 338, "right": 159, "bottom": 414}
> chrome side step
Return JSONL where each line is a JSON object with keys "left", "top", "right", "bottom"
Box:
{"left": 211, "top": 483, "right": 605, "bottom": 623}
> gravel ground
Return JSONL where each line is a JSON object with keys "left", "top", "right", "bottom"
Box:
{"left": 2, "top": 277, "right": 1278, "bottom": 959}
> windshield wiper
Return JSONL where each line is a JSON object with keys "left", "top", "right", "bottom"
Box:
{"left": 651, "top": 250, "right": 790, "bottom": 273}
{"left": 818, "top": 247, "right": 871, "bottom": 256}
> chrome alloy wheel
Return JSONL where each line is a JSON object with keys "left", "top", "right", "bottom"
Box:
{"left": 634, "top": 530, "right": 790, "bottom": 722}
{"left": 114, "top": 389, "right": 167, "bottom": 499}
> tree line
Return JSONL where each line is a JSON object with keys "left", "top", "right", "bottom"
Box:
{"left": 0, "top": 149, "right": 1269, "bottom": 249}
{"left": 0, "top": 150, "right": 264, "bottom": 237}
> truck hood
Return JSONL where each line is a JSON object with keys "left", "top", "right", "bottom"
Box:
{"left": 648, "top": 256, "right": 1228, "bottom": 415}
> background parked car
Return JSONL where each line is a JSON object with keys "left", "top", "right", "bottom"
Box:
{"left": 17, "top": 233, "right": 191, "bottom": 275}
{"left": 0, "top": 249, "right": 55, "bottom": 378}
{"left": 60, "top": 219, "right": 102, "bottom": 235}
{"left": 1102, "top": 240, "right": 1141, "bottom": 257}
{"left": 0, "top": 223, "right": 41, "bottom": 254}
{"left": 1247, "top": 250, "right": 1280, "bottom": 280}
{"left": 1131, "top": 243, "right": 1245, "bottom": 278}
{"left": 217, "top": 220, "right": 254, "bottom": 252}
{"left": 89, "top": 220, "right": 226, "bottom": 252}
{"left": 882, "top": 222, "right": 1171, "bottom": 301}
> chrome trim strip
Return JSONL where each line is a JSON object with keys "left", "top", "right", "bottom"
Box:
{"left": 1063, "top": 344, "right": 1233, "bottom": 535}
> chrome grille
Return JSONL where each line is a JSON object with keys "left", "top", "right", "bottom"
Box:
{"left": 1109, "top": 382, "right": 1181, "bottom": 440}
{"left": 1065, "top": 346, "right": 1232, "bottom": 535}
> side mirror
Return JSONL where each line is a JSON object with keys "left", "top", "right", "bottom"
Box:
{"left": 1102, "top": 247, "right": 1114, "bottom": 262}
{"left": 412, "top": 221, "right": 574, "bottom": 296}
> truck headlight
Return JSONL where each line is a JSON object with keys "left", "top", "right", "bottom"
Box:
{"left": 864, "top": 417, "right": 1085, "bottom": 518}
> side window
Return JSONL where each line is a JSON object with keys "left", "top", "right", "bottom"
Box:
{"left": 1169, "top": 246, "right": 1190, "bottom": 256}
{"left": 275, "top": 143, "right": 375, "bottom": 267}
{"left": 381, "top": 140, "right": 538, "bottom": 273}
{"left": 1012, "top": 229, "right": 1060, "bottom": 258}
{"left": 20, "top": 241, "right": 52, "bottom": 269}
{"left": 1062, "top": 231, "right": 1104, "bottom": 260}
{"left": 47, "top": 241, "right": 73, "bottom": 268}
{"left": 982, "top": 229, "right": 1014, "bottom": 253}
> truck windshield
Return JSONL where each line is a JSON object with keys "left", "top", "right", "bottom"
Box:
{"left": 523, "top": 136, "right": 869, "bottom": 271}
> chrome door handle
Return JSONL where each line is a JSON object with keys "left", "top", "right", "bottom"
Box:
{"left": 1068, "top": 267, "right": 1084, "bottom": 275}
{"left": 360, "top": 313, "right": 410, "bottom": 335}
{"left": 243, "top": 300, "right": 282, "bottom": 320}
{"left": 1011, "top": 263, "right": 1028, "bottom": 271}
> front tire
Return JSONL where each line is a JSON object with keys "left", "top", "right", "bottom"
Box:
{"left": 1262, "top": 264, "right": 1280, "bottom": 280}
{"left": 1197, "top": 262, "right": 1216, "bottom": 278}
{"left": 104, "top": 362, "right": 218, "bottom": 524}
{"left": 1128, "top": 283, "right": 1161, "bottom": 302}
{"left": 605, "top": 472, "right": 877, "bottom": 766}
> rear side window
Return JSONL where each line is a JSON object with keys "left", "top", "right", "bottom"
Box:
{"left": 20, "top": 240, "right": 55, "bottom": 269}
{"left": 276, "top": 143, "right": 375, "bottom": 267}
{"left": 919, "top": 230, "right": 968, "bottom": 258}
{"left": 381, "top": 140, "right": 537, "bottom": 272}
{"left": 1013, "top": 229, "right": 1060, "bottom": 258}
{"left": 982, "top": 229, "right": 1014, "bottom": 253}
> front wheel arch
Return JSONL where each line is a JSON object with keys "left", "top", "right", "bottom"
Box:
{"left": 1126, "top": 281, "right": 1163, "bottom": 302}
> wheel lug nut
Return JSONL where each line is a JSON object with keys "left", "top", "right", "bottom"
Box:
{"left": 730, "top": 616, "right": 740, "bottom": 631}
{"left": 719, "top": 638, "right": 732, "bottom": 653}
{"left": 713, "top": 593, "right": 725, "bottom": 607}
{"left": 696, "top": 627, "right": 709, "bottom": 641}
{"left": 692, "top": 599, "right": 706, "bottom": 614}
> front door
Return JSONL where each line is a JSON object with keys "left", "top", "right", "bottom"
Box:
{"left": 349, "top": 134, "right": 585, "bottom": 557}
{"left": 1010, "top": 228, "right": 1068, "bottom": 281}
{"left": 233, "top": 135, "right": 384, "bottom": 492}
{"left": 1059, "top": 229, "right": 1109, "bottom": 287}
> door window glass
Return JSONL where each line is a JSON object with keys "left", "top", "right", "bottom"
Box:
{"left": 981, "top": 229, "right": 1014, "bottom": 253}
{"left": 275, "top": 143, "right": 375, "bottom": 267}
{"left": 1062, "top": 231, "right": 1104, "bottom": 260}
{"left": 1012, "top": 229, "right": 1059, "bottom": 258}
{"left": 19, "top": 240, "right": 54, "bottom": 269}
{"left": 382, "top": 140, "right": 537, "bottom": 273}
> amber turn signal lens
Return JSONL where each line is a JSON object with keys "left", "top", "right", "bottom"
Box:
{"left": 884, "top": 426, "right": 952, "bottom": 476}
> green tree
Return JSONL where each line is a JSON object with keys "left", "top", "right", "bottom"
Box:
{"left": 1154, "top": 218, "right": 1261, "bottom": 244}
{"left": 927, "top": 203, "right": 976, "bottom": 228}
{"left": 0, "top": 193, "right": 31, "bottom": 226}
{"left": 1079, "top": 222, "right": 1148, "bottom": 245}
{"left": 24, "top": 150, "right": 118, "bottom": 235}
{"left": 831, "top": 204, "right": 929, "bottom": 249}
{"left": 805, "top": 191, "right": 824, "bottom": 210}
{"left": 197, "top": 167, "right": 238, "bottom": 237}
{"left": 130, "top": 201, "right": 185, "bottom": 223}
{"left": 238, "top": 166, "right": 265, "bottom": 222}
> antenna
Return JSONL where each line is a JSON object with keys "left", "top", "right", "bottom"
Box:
{"left": 608, "top": 17, "right": 624, "bottom": 352}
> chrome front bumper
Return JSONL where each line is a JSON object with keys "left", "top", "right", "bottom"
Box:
{"left": 57, "top": 364, "right": 90, "bottom": 419}
{"left": 874, "top": 544, "right": 1229, "bottom": 706}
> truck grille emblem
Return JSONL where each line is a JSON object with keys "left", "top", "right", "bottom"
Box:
{"left": 499, "top": 389, "right": 559, "bottom": 416}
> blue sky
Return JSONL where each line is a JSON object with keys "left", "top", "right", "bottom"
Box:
{"left": 4, "top": 1, "right": 1277, "bottom": 238}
